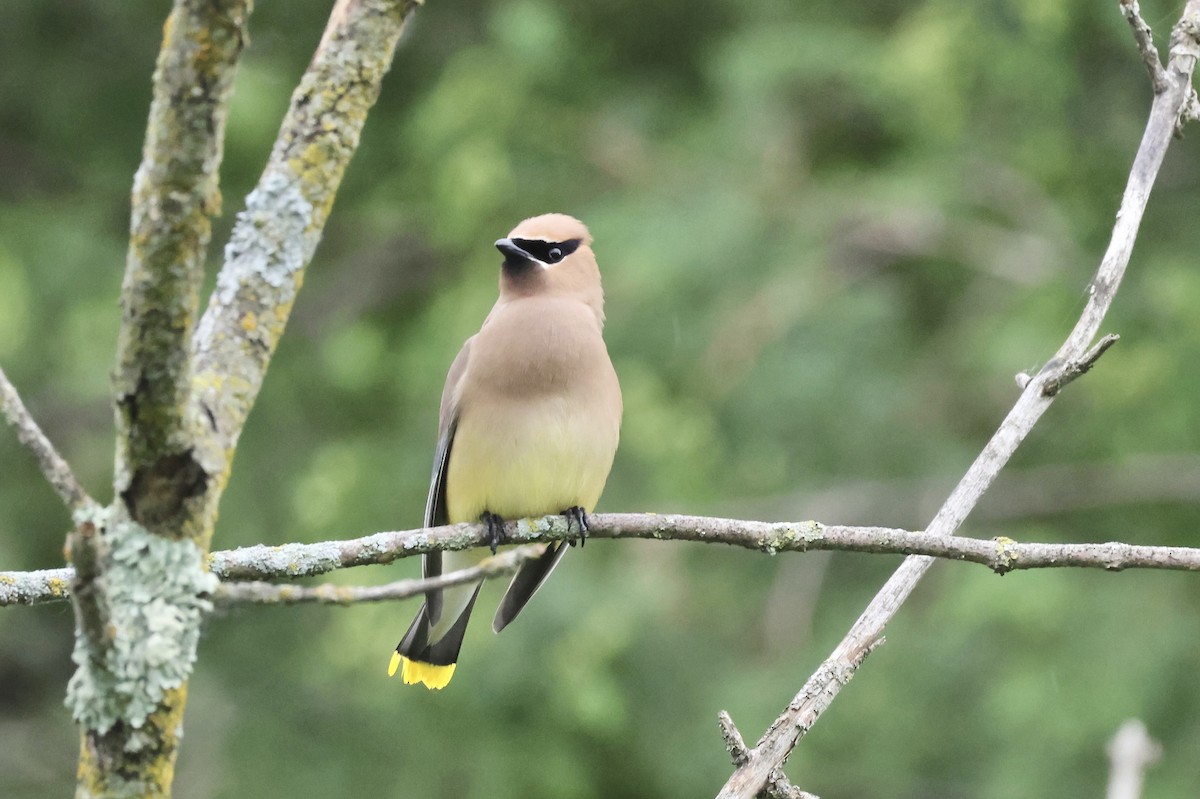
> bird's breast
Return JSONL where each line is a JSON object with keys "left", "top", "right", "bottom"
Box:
{"left": 445, "top": 311, "right": 621, "bottom": 525}
{"left": 446, "top": 392, "right": 620, "bottom": 524}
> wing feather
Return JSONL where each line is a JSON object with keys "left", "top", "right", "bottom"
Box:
{"left": 417, "top": 338, "right": 471, "bottom": 625}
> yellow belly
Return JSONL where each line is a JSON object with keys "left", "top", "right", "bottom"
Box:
{"left": 445, "top": 394, "right": 618, "bottom": 524}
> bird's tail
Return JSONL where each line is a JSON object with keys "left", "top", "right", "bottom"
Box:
{"left": 389, "top": 582, "right": 481, "bottom": 690}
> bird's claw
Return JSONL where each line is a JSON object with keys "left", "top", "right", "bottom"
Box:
{"left": 562, "top": 506, "right": 589, "bottom": 547}
{"left": 482, "top": 511, "right": 507, "bottom": 554}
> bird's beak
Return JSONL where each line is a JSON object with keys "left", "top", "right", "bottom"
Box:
{"left": 495, "top": 238, "right": 534, "bottom": 268}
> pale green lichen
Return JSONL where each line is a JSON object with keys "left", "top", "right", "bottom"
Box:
{"left": 66, "top": 512, "right": 218, "bottom": 743}
{"left": 211, "top": 169, "right": 313, "bottom": 308}
{"left": 993, "top": 535, "right": 1019, "bottom": 574}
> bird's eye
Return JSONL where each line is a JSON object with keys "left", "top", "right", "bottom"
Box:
{"left": 548, "top": 248, "right": 563, "bottom": 263}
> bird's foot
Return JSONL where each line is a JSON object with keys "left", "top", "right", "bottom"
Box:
{"left": 562, "top": 506, "right": 589, "bottom": 547}
{"left": 482, "top": 511, "right": 507, "bottom": 555}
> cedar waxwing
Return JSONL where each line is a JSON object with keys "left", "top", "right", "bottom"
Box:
{"left": 389, "top": 213, "right": 623, "bottom": 689}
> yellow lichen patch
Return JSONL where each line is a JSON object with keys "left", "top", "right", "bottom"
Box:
{"left": 289, "top": 142, "right": 332, "bottom": 188}
{"left": 240, "top": 312, "right": 257, "bottom": 332}
{"left": 75, "top": 685, "right": 188, "bottom": 799}
{"left": 138, "top": 685, "right": 188, "bottom": 794}
{"left": 993, "top": 536, "right": 1019, "bottom": 573}
{"left": 0, "top": 575, "right": 13, "bottom": 586}
{"left": 47, "top": 577, "right": 67, "bottom": 597}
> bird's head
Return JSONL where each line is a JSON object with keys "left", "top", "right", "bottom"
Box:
{"left": 494, "top": 214, "right": 604, "bottom": 320}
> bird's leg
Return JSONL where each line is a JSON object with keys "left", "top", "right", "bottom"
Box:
{"left": 561, "top": 506, "right": 589, "bottom": 547}
{"left": 481, "top": 511, "right": 507, "bottom": 555}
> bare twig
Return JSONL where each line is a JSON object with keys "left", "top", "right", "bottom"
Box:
{"left": 9, "top": 514, "right": 1200, "bottom": 606}
{"left": 0, "top": 365, "right": 95, "bottom": 515}
{"left": 719, "top": 711, "right": 750, "bottom": 768}
{"left": 716, "top": 4, "right": 1200, "bottom": 796}
{"left": 1121, "top": 0, "right": 1168, "bottom": 92}
{"left": 214, "top": 545, "right": 546, "bottom": 605}
{"left": 1016, "top": 333, "right": 1120, "bottom": 394}
{"left": 1106, "top": 719, "right": 1161, "bottom": 799}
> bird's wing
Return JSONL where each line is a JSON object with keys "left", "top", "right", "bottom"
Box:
{"left": 420, "top": 337, "right": 472, "bottom": 623}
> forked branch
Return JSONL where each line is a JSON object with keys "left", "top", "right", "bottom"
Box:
{"left": 716, "top": 3, "right": 1200, "bottom": 796}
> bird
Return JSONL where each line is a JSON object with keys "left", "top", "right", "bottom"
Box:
{"left": 388, "top": 213, "right": 623, "bottom": 689}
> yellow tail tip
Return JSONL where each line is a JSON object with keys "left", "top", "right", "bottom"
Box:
{"left": 388, "top": 654, "right": 456, "bottom": 689}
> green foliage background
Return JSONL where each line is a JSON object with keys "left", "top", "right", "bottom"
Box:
{"left": 3, "top": 0, "right": 1200, "bottom": 796}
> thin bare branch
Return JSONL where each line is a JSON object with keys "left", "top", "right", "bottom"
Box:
{"left": 719, "top": 711, "right": 750, "bottom": 768}
{"left": 203, "top": 514, "right": 1200, "bottom": 581}
{"left": 214, "top": 545, "right": 546, "bottom": 605}
{"left": 716, "top": 4, "right": 1200, "bottom": 796}
{"left": 1120, "top": 0, "right": 1168, "bottom": 92}
{"left": 9, "top": 514, "right": 1200, "bottom": 607}
{"left": 0, "top": 365, "right": 95, "bottom": 515}
{"left": 1107, "top": 719, "right": 1161, "bottom": 799}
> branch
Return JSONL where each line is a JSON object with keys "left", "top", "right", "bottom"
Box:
{"left": 73, "top": 2, "right": 421, "bottom": 796}
{"left": 1017, "top": 333, "right": 1119, "bottom": 395}
{"left": 716, "top": 4, "right": 1200, "bottom": 796}
{"left": 70, "top": 5, "right": 252, "bottom": 796}
{"left": 186, "top": 0, "right": 423, "bottom": 547}
{"left": 1120, "top": 0, "right": 1168, "bottom": 92}
{"left": 202, "top": 514, "right": 1200, "bottom": 581}
{"left": 214, "top": 544, "right": 547, "bottom": 605}
{"left": 1106, "top": 719, "right": 1161, "bottom": 799}
{"left": 10, "top": 514, "right": 1200, "bottom": 606}
{"left": 0, "top": 365, "right": 95, "bottom": 515}
{"left": 719, "top": 713, "right": 819, "bottom": 799}
{"left": 111, "top": 0, "right": 251, "bottom": 533}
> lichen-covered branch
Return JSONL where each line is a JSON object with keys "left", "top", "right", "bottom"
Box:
{"left": 214, "top": 545, "right": 547, "bottom": 605}
{"left": 72, "top": 1, "right": 422, "bottom": 796}
{"left": 10, "top": 514, "right": 1200, "bottom": 607}
{"left": 202, "top": 514, "right": 1200, "bottom": 581}
{"left": 68, "top": 508, "right": 218, "bottom": 791}
{"left": 187, "top": 0, "right": 423, "bottom": 547}
{"left": 0, "top": 364, "right": 96, "bottom": 515}
{"left": 73, "top": 3, "right": 252, "bottom": 795}
{"left": 0, "top": 567, "right": 74, "bottom": 606}
{"left": 111, "top": 0, "right": 251, "bottom": 535}
{"left": 716, "top": 4, "right": 1200, "bottom": 797}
